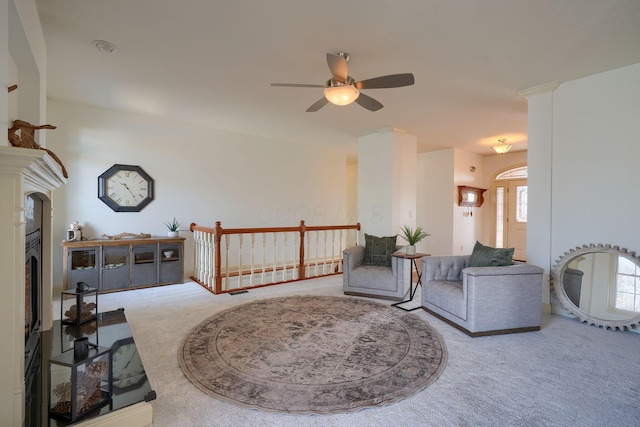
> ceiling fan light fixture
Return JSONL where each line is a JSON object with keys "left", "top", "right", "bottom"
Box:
{"left": 493, "top": 138, "right": 512, "bottom": 154}
{"left": 324, "top": 85, "right": 360, "bottom": 106}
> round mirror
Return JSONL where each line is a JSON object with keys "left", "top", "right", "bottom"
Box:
{"left": 551, "top": 244, "right": 640, "bottom": 331}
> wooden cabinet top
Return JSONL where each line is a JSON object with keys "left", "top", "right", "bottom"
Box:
{"left": 62, "top": 236, "right": 186, "bottom": 248}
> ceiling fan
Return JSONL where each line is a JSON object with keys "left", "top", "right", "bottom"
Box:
{"left": 271, "top": 52, "right": 415, "bottom": 112}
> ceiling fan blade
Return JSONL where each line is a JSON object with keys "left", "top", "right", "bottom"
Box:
{"left": 355, "top": 73, "right": 415, "bottom": 89}
{"left": 355, "top": 93, "right": 383, "bottom": 112}
{"left": 326, "top": 53, "right": 348, "bottom": 84}
{"left": 271, "top": 83, "right": 327, "bottom": 88}
{"left": 306, "top": 97, "right": 329, "bottom": 112}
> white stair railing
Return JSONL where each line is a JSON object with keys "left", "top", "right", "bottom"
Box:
{"left": 190, "top": 221, "right": 360, "bottom": 294}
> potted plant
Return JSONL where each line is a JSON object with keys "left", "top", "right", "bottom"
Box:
{"left": 164, "top": 217, "right": 182, "bottom": 237}
{"left": 400, "top": 225, "right": 430, "bottom": 255}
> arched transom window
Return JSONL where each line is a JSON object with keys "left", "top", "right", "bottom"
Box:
{"left": 496, "top": 166, "right": 528, "bottom": 180}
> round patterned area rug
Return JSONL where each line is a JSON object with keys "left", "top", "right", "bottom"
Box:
{"left": 178, "top": 295, "right": 447, "bottom": 414}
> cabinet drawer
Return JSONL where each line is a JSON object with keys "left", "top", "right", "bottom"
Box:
{"left": 68, "top": 268, "right": 99, "bottom": 290}
{"left": 132, "top": 245, "right": 157, "bottom": 286}
{"left": 67, "top": 248, "right": 99, "bottom": 290}
{"left": 159, "top": 243, "right": 182, "bottom": 283}
{"left": 102, "top": 246, "right": 130, "bottom": 290}
{"left": 160, "top": 260, "right": 181, "bottom": 283}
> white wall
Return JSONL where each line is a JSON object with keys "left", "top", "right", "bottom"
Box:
{"left": 8, "top": 0, "right": 47, "bottom": 130}
{"left": 346, "top": 161, "right": 358, "bottom": 225}
{"left": 417, "top": 149, "right": 454, "bottom": 255}
{"left": 46, "top": 99, "right": 350, "bottom": 286}
{"left": 391, "top": 132, "right": 417, "bottom": 237}
{"left": 357, "top": 132, "right": 393, "bottom": 237}
{"left": 1, "top": 0, "right": 8, "bottom": 137}
{"left": 357, "top": 130, "right": 417, "bottom": 240}
{"left": 453, "top": 148, "right": 484, "bottom": 255}
{"left": 524, "top": 86, "right": 555, "bottom": 307}
{"left": 524, "top": 62, "right": 640, "bottom": 311}
{"left": 551, "top": 62, "right": 640, "bottom": 259}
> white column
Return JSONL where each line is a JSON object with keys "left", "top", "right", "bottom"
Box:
{"left": 519, "top": 81, "right": 560, "bottom": 312}
{"left": 357, "top": 128, "right": 417, "bottom": 240}
{"left": 1, "top": 0, "right": 8, "bottom": 140}
{"left": 2, "top": 1, "right": 53, "bottom": 423}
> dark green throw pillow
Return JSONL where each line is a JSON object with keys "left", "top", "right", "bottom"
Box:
{"left": 468, "top": 241, "right": 514, "bottom": 267}
{"left": 363, "top": 233, "right": 397, "bottom": 267}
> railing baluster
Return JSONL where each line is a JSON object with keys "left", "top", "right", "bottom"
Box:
{"left": 282, "top": 232, "right": 287, "bottom": 282}
{"left": 250, "top": 234, "right": 255, "bottom": 287}
{"left": 323, "top": 230, "right": 328, "bottom": 275}
{"left": 205, "top": 231, "right": 211, "bottom": 288}
{"left": 197, "top": 230, "right": 203, "bottom": 285}
{"left": 193, "top": 230, "right": 201, "bottom": 284}
{"left": 298, "top": 220, "right": 306, "bottom": 280}
{"left": 224, "top": 234, "right": 230, "bottom": 292}
{"left": 201, "top": 231, "right": 206, "bottom": 286}
{"left": 238, "top": 234, "right": 243, "bottom": 290}
{"left": 261, "top": 232, "right": 266, "bottom": 285}
{"left": 272, "top": 233, "right": 277, "bottom": 283}
{"left": 331, "top": 229, "right": 336, "bottom": 273}
{"left": 338, "top": 229, "right": 344, "bottom": 273}
{"left": 293, "top": 232, "right": 299, "bottom": 279}
{"left": 304, "top": 232, "right": 311, "bottom": 278}
{"left": 314, "top": 231, "right": 319, "bottom": 277}
{"left": 193, "top": 230, "right": 200, "bottom": 282}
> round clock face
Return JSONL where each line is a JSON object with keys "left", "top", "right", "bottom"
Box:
{"left": 98, "top": 164, "right": 154, "bottom": 212}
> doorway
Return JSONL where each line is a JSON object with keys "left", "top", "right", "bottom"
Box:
{"left": 493, "top": 166, "right": 527, "bottom": 261}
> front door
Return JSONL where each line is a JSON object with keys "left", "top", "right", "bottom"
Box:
{"left": 506, "top": 179, "right": 527, "bottom": 261}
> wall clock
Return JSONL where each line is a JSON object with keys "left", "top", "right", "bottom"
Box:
{"left": 98, "top": 164, "right": 154, "bottom": 212}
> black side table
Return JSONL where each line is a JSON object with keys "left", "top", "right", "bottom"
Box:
{"left": 391, "top": 252, "right": 429, "bottom": 311}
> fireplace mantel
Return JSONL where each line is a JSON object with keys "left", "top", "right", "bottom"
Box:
{"left": 0, "top": 146, "right": 67, "bottom": 190}
{"left": 0, "top": 145, "right": 67, "bottom": 426}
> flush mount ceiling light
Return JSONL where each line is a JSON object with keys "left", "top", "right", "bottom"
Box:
{"left": 324, "top": 84, "right": 360, "bottom": 106}
{"left": 493, "top": 138, "right": 512, "bottom": 154}
{"left": 92, "top": 40, "right": 118, "bottom": 54}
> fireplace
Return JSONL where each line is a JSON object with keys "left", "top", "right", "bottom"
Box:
{"left": 1, "top": 148, "right": 152, "bottom": 426}
{"left": 25, "top": 193, "right": 44, "bottom": 374}
{"left": 0, "top": 147, "right": 67, "bottom": 426}
{"left": 25, "top": 229, "right": 41, "bottom": 372}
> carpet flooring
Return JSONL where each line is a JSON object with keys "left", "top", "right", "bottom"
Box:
{"left": 81, "top": 275, "right": 640, "bottom": 426}
{"left": 178, "top": 295, "right": 447, "bottom": 414}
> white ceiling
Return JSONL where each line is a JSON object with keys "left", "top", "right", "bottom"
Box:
{"left": 35, "top": 0, "right": 640, "bottom": 158}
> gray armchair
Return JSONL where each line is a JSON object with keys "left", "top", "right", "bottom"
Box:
{"left": 563, "top": 267, "right": 584, "bottom": 307}
{"left": 343, "top": 245, "right": 411, "bottom": 300}
{"left": 422, "top": 255, "right": 544, "bottom": 336}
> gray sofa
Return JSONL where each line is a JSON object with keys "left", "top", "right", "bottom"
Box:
{"left": 343, "top": 245, "right": 410, "bottom": 300}
{"left": 422, "top": 255, "right": 544, "bottom": 336}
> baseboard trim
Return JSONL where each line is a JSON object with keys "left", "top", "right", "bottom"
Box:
{"left": 422, "top": 307, "right": 541, "bottom": 337}
{"left": 74, "top": 401, "right": 152, "bottom": 427}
